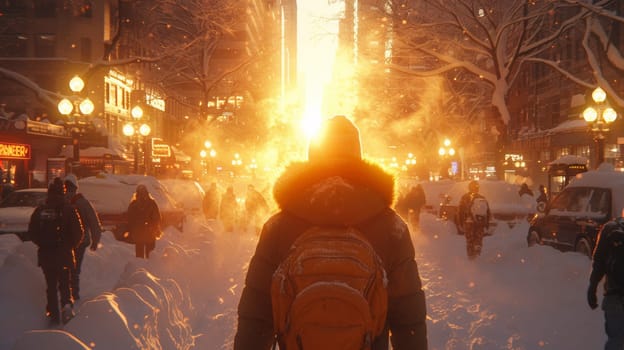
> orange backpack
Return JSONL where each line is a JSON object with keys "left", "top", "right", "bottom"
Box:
{"left": 271, "top": 226, "right": 388, "bottom": 350}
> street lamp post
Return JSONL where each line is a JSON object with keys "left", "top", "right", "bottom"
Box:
{"left": 438, "top": 138, "right": 455, "bottom": 179}
{"left": 57, "top": 76, "right": 94, "bottom": 176}
{"left": 199, "top": 140, "right": 217, "bottom": 178}
{"left": 122, "top": 106, "right": 151, "bottom": 174}
{"left": 582, "top": 87, "right": 618, "bottom": 168}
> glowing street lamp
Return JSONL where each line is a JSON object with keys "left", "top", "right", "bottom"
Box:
{"left": 438, "top": 138, "right": 456, "bottom": 179}
{"left": 57, "top": 75, "right": 94, "bottom": 176}
{"left": 123, "top": 106, "right": 151, "bottom": 174}
{"left": 582, "top": 87, "right": 618, "bottom": 167}
{"left": 200, "top": 140, "right": 217, "bottom": 177}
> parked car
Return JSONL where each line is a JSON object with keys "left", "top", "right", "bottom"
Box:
{"left": 527, "top": 164, "right": 624, "bottom": 257}
{"left": 159, "top": 179, "right": 205, "bottom": 217}
{"left": 0, "top": 188, "right": 47, "bottom": 241}
{"left": 438, "top": 179, "right": 534, "bottom": 235}
{"left": 77, "top": 174, "right": 185, "bottom": 242}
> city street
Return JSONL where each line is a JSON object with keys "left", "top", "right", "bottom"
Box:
{"left": 0, "top": 208, "right": 604, "bottom": 349}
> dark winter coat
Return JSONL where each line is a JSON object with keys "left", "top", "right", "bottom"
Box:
{"left": 458, "top": 191, "right": 491, "bottom": 228}
{"left": 28, "top": 194, "right": 84, "bottom": 269}
{"left": 68, "top": 192, "right": 103, "bottom": 250}
{"left": 396, "top": 185, "right": 426, "bottom": 220}
{"left": 203, "top": 186, "right": 220, "bottom": 219}
{"left": 234, "top": 159, "right": 428, "bottom": 350}
{"left": 590, "top": 218, "right": 624, "bottom": 295}
{"left": 127, "top": 195, "right": 161, "bottom": 244}
{"left": 219, "top": 189, "right": 238, "bottom": 224}
{"left": 244, "top": 188, "right": 269, "bottom": 218}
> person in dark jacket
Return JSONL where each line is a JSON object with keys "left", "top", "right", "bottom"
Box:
{"left": 28, "top": 177, "right": 84, "bottom": 325}
{"left": 587, "top": 217, "right": 624, "bottom": 350}
{"left": 127, "top": 184, "right": 161, "bottom": 259}
{"left": 64, "top": 173, "right": 103, "bottom": 300}
{"left": 219, "top": 186, "right": 238, "bottom": 233}
{"left": 518, "top": 183, "right": 534, "bottom": 197}
{"left": 536, "top": 185, "right": 548, "bottom": 212}
{"left": 243, "top": 184, "right": 269, "bottom": 235}
{"left": 401, "top": 184, "right": 426, "bottom": 229}
{"left": 457, "top": 180, "right": 491, "bottom": 259}
{"left": 234, "top": 115, "right": 428, "bottom": 350}
{"left": 202, "top": 182, "right": 220, "bottom": 220}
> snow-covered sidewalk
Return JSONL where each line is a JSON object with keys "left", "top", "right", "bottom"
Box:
{"left": 0, "top": 213, "right": 608, "bottom": 349}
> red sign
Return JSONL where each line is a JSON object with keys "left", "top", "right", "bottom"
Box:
{"left": 0, "top": 142, "right": 30, "bottom": 159}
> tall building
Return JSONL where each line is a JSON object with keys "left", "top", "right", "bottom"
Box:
{"left": 0, "top": 0, "right": 123, "bottom": 186}
{"left": 507, "top": 1, "right": 624, "bottom": 183}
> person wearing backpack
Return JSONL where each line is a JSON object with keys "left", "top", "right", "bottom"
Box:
{"left": 234, "top": 116, "right": 428, "bottom": 350}
{"left": 457, "top": 180, "right": 491, "bottom": 259}
{"left": 64, "top": 173, "right": 103, "bottom": 300}
{"left": 587, "top": 217, "right": 624, "bottom": 350}
{"left": 28, "top": 177, "right": 84, "bottom": 325}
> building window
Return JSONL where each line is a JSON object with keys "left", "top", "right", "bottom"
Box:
{"left": 105, "top": 82, "right": 110, "bottom": 104}
{"left": 578, "top": 145, "right": 591, "bottom": 159}
{"left": 0, "top": 34, "right": 29, "bottom": 57}
{"left": 68, "top": 0, "right": 92, "bottom": 18}
{"left": 0, "top": 1, "right": 27, "bottom": 16}
{"left": 80, "top": 37, "right": 91, "bottom": 61}
{"left": 34, "top": 0, "right": 56, "bottom": 18}
{"left": 35, "top": 34, "right": 55, "bottom": 57}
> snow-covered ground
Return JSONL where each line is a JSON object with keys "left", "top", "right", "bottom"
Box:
{"left": 0, "top": 179, "right": 606, "bottom": 350}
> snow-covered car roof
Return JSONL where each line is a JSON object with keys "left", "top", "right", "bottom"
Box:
{"left": 441, "top": 179, "right": 534, "bottom": 215}
{"left": 159, "top": 179, "right": 205, "bottom": 215}
{"left": 567, "top": 163, "right": 624, "bottom": 218}
{"left": 77, "top": 173, "right": 181, "bottom": 215}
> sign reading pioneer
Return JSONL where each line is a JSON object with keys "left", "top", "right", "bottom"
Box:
{"left": 0, "top": 142, "right": 31, "bottom": 159}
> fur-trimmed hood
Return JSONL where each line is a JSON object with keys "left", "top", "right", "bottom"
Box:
{"left": 273, "top": 159, "right": 395, "bottom": 226}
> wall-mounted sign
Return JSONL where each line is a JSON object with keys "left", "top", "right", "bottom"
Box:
{"left": 0, "top": 142, "right": 31, "bottom": 159}
{"left": 151, "top": 138, "right": 171, "bottom": 158}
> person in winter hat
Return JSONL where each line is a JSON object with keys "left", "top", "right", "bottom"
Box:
{"left": 28, "top": 177, "right": 84, "bottom": 325}
{"left": 64, "top": 173, "right": 103, "bottom": 300}
{"left": 234, "top": 115, "right": 428, "bottom": 349}
{"left": 127, "top": 184, "right": 161, "bottom": 258}
{"left": 587, "top": 217, "right": 624, "bottom": 349}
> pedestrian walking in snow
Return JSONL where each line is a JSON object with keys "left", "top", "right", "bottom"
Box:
{"left": 28, "top": 177, "right": 84, "bottom": 325}
{"left": 202, "top": 181, "right": 219, "bottom": 220}
{"left": 219, "top": 186, "right": 238, "bottom": 233}
{"left": 588, "top": 217, "right": 624, "bottom": 350}
{"left": 458, "top": 180, "right": 491, "bottom": 259}
{"left": 64, "top": 173, "right": 103, "bottom": 300}
{"left": 127, "top": 184, "right": 161, "bottom": 259}
{"left": 234, "top": 115, "right": 428, "bottom": 350}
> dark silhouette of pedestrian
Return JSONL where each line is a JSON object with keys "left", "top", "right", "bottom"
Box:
{"left": 588, "top": 217, "right": 624, "bottom": 350}
{"left": 536, "top": 185, "right": 548, "bottom": 212}
{"left": 402, "top": 184, "right": 426, "bottom": 229}
{"left": 244, "top": 184, "right": 269, "bottom": 234}
{"left": 127, "top": 184, "right": 161, "bottom": 259}
{"left": 457, "top": 180, "right": 491, "bottom": 259}
{"left": 202, "top": 182, "right": 219, "bottom": 220}
{"left": 518, "top": 183, "right": 534, "bottom": 197}
{"left": 64, "top": 173, "right": 103, "bottom": 300}
{"left": 28, "top": 177, "right": 84, "bottom": 325}
{"left": 219, "top": 186, "right": 238, "bottom": 233}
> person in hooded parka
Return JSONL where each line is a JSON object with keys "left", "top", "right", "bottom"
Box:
{"left": 28, "top": 177, "right": 84, "bottom": 325}
{"left": 127, "top": 184, "right": 161, "bottom": 259}
{"left": 234, "top": 115, "right": 428, "bottom": 350}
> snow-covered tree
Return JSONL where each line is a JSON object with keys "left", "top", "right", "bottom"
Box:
{"left": 389, "top": 0, "right": 623, "bottom": 127}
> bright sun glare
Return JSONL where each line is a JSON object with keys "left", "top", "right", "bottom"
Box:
{"left": 297, "top": 0, "right": 342, "bottom": 139}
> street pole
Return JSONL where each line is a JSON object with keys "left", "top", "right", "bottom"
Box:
{"left": 595, "top": 134, "right": 605, "bottom": 167}
{"left": 133, "top": 134, "right": 139, "bottom": 173}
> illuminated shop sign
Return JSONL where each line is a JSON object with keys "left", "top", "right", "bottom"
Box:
{"left": 0, "top": 142, "right": 31, "bottom": 159}
{"left": 151, "top": 138, "right": 171, "bottom": 158}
